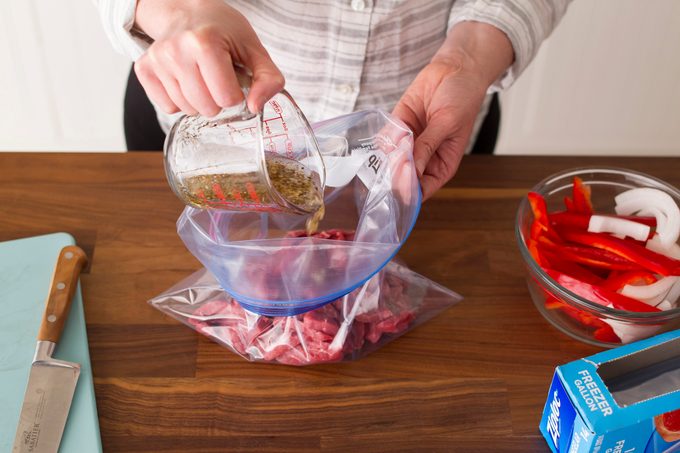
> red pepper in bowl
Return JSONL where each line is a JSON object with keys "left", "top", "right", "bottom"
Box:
{"left": 549, "top": 212, "right": 657, "bottom": 231}
{"left": 523, "top": 177, "right": 680, "bottom": 345}
{"left": 571, "top": 177, "right": 593, "bottom": 214}
{"left": 544, "top": 269, "right": 661, "bottom": 313}
{"left": 559, "top": 231, "right": 680, "bottom": 276}
{"left": 602, "top": 270, "right": 658, "bottom": 291}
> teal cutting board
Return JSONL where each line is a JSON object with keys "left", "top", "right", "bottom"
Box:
{"left": 0, "top": 233, "right": 102, "bottom": 452}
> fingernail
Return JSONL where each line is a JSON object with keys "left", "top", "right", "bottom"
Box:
{"left": 247, "top": 98, "right": 261, "bottom": 114}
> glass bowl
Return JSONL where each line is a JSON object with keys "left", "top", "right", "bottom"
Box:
{"left": 516, "top": 167, "right": 680, "bottom": 348}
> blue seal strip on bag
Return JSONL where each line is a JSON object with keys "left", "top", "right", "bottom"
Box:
{"left": 177, "top": 110, "right": 422, "bottom": 316}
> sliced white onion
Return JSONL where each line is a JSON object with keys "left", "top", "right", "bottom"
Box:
{"left": 614, "top": 199, "right": 648, "bottom": 216}
{"left": 662, "top": 278, "right": 680, "bottom": 306}
{"left": 638, "top": 207, "right": 667, "bottom": 232}
{"left": 621, "top": 276, "right": 678, "bottom": 306}
{"left": 646, "top": 234, "right": 680, "bottom": 260}
{"left": 615, "top": 188, "right": 680, "bottom": 248}
{"left": 602, "top": 305, "right": 662, "bottom": 344}
{"left": 615, "top": 186, "right": 675, "bottom": 207}
{"left": 657, "top": 300, "right": 674, "bottom": 311}
{"left": 588, "top": 215, "right": 650, "bottom": 241}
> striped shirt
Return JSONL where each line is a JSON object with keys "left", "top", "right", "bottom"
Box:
{"left": 97, "top": 0, "right": 570, "bottom": 138}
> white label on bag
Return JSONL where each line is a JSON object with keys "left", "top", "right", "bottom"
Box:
{"left": 355, "top": 151, "right": 386, "bottom": 189}
{"left": 304, "top": 133, "right": 393, "bottom": 189}
{"left": 353, "top": 134, "right": 393, "bottom": 189}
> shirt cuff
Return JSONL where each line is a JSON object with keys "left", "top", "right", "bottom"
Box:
{"left": 448, "top": 0, "right": 570, "bottom": 92}
{"left": 95, "top": 0, "right": 150, "bottom": 61}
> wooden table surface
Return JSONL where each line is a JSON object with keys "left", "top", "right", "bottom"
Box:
{"left": 2, "top": 153, "right": 679, "bottom": 452}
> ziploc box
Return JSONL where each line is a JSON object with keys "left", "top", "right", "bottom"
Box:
{"left": 540, "top": 329, "right": 680, "bottom": 453}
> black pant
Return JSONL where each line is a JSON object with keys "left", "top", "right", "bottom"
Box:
{"left": 123, "top": 66, "right": 500, "bottom": 154}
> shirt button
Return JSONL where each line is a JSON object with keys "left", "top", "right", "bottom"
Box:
{"left": 337, "top": 83, "right": 356, "bottom": 95}
{"left": 351, "top": 0, "right": 366, "bottom": 12}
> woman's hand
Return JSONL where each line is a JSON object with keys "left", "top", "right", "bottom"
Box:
{"left": 134, "top": 0, "right": 284, "bottom": 117}
{"left": 393, "top": 21, "right": 514, "bottom": 200}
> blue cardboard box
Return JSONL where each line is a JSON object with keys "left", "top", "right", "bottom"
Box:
{"left": 540, "top": 330, "right": 680, "bottom": 453}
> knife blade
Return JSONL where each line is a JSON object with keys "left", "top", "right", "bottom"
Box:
{"left": 13, "top": 246, "right": 88, "bottom": 453}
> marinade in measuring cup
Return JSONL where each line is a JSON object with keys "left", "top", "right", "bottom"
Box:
{"left": 164, "top": 67, "right": 326, "bottom": 232}
{"left": 178, "top": 153, "right": 325, "bottom": 232}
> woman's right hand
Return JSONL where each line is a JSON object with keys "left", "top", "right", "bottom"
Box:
{"left": 134, "top": 0, "right": 284, "bottom": 117}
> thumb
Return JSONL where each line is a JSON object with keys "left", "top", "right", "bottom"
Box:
{"left": 391, "top": 101, "right": 420, "bottom": 136}
{"left": 243, "top": 45, "right": 285, "bottom": 113}
{"left": 413, "top": 121, "right": 452, "bottom": 177}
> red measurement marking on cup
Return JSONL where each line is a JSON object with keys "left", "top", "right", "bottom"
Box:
{"left": 212, "top": 183, "right": 227, "bottom": 201}
{"left": 245, "top": 182, "right": 261, "bottom": 203}
{"left": 231, "top": 189, "right": 244, "bottom": 205}
{"left": 262, "top": 110, "right": 294, "bottom": 158}
{"left": 263, "top": 117, "right": 282, "bottom": 137}
{"left": 269, "top": 100, "right": 283, "bottom": 115}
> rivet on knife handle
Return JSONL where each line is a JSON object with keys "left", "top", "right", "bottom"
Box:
{"left": 37, "top": 246, "right": 88, "bottom": 343}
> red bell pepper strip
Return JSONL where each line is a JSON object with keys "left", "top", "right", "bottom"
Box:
{"left": 551, "top": 212, "right": 590, "bottom": 230}
{"left": 564, "top": 196, "right": 575, "bottom": 212}
{"left": 526, "top": 237, "right": 547, "bottom": 267}
{"left": 603, "top": 270, "right": 658, "bottom": 291}
{"left": 530, "top": 221, "right": 544, "bottom": 241}
{"left": 617, "top": 215, "right": 656, "bottom": 228}
{"left": 539, "top": 249, "right": 605, "bottom": 284}
{"left": 552, "top": 298, "right": 609, "bottom": 329}
{"left": 593, "top": 325, "right": 621, "bottom": 343}
{"left": 531, "top": 220, "right": 562, "bottom": 243}
{"left": 545, "top": 295, "right": 619, "bottom": 338}
{"left": 544, "top": 296, "right": 564, "bottom": 310}
{"left": 607, "top": 270, "right": 621, "bottom": 281}
{"left": 528, "top": 192, "right": 549, "bottom": 231}
{"left": 559, "top": 230, "right": 680, "bottom": 276}
{"left": 567, "top": 307, "right": 608, "bottom": 329}
{"left": 537, "top": 236, "right": 644, "bottom": 272}
{"left": 549, "top": 212, "right": 657, "bottom": 231}
{"left": 543, "top": 285, "right": 620, "bottom": 339}
{"left": 560, "top": 245, "right": 645, "bottom": 271}
{"left": 572, "top": 177, "right": 593, "bottom": 214}
{"left": 545, "top": 269, "right": 662, "bottom": 313}
{"left": 528, "top": 192, "right": 563, "bottom": 243}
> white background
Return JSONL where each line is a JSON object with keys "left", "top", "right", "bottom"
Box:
{"left": 1, "top": 0, "right": 679, "bottom": 155}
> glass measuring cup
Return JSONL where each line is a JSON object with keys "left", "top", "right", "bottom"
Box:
{"left": 164, "top": 69, "right": 326, "bottom": 215}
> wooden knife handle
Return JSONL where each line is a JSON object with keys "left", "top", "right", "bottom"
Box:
{"left": 37, "top": 245, "right": 88, "bottom": 343}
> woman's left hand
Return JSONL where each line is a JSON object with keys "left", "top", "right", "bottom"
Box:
{"left": 393, "top": 21, "right": 514, "bottom": 200}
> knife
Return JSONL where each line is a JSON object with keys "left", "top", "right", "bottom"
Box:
{"left": 12, "top": 245, "right": 88, "bottom": 453}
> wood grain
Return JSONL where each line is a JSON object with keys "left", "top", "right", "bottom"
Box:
{"left": 1, "top": 152, "right": 678, "bottom": 452}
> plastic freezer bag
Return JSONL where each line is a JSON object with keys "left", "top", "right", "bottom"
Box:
{"left": 149, "top": 261, "right": 461, "bottom": 365}
{"left": 176, "top": 110, "right": 421, "bottom": 316}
